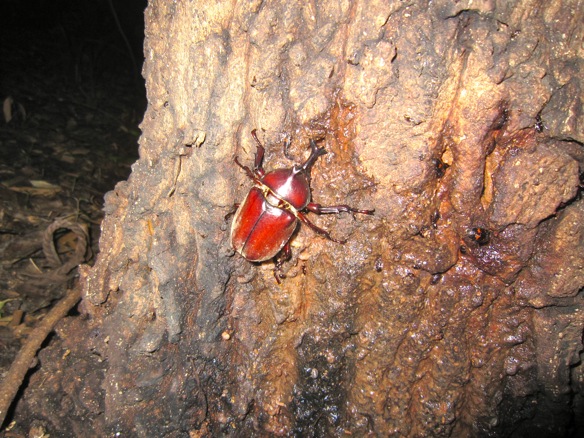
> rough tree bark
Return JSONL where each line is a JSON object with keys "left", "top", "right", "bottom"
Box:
{"left": 13, "top": 0, "right": 584, "bottom": 436}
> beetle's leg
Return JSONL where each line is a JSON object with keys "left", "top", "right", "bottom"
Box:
{"left": 253, "top": 146, "right": 265, "bottom": 178}
{"left": 250, "top": 129, "right": 266, "bottom": 177}
{"left": 305, "top": 202, "right": 375, "bottom": 216}
{"left": 297, "top": 212, "right": 346, "bottom": 244}
{"left": 283, "top": 137, "right": 294, "bottom": 161}
{"left": 298, "top": 204, "right": 374, "bottom": 243}
{"left": 224, "top": 203, "right": 240, "bottom": 221}
{"left": 298, "top": 139, "right": 327, "bottom": 173}
{"left": 273, "top": 242, "right": 292, "bottom": 283}
{"left": 234, "top": 156, "right": 263, "bottom": 185}
{"left": 305, "top": 202, "right": 375, "bottom": 214}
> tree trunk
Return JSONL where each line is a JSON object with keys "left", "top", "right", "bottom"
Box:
{"left": 16, "top": 0, "right": 584, "bottom": 436}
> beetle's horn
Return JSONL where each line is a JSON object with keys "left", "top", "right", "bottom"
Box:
{"left": 299, "top": 139, "right": 327, "bottom": 173}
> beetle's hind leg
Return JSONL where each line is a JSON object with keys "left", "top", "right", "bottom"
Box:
{"left": 273, "top": 242, "right": 292, "bottom": 284}
{"left": 224, "top": 203, "right": 240, "bottom": 221}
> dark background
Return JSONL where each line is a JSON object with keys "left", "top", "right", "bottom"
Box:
{"left": 0, "top": 0, "right": 148, "bottom": 381}
{"left": 0, "top": 0, "right": 147, "bottom": 90}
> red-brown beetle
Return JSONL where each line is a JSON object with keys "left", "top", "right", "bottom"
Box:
{"left": 231, "top": 129, "right": 374, "bottom": 281}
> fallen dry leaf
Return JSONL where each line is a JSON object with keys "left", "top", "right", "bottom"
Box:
{"left": 3, "top": 96, "right": 13, "bottom": 123}
{"left": 7, "top": 180, "right": 62, "bottom": 196}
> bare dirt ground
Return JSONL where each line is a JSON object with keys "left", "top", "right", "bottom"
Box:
{"left": 0, "top": 0, "right": 146, "bottom": 418}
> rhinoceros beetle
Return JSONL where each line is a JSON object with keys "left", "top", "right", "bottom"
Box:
{"left": 230, "top": 129, "right": 374, "bottom": 282}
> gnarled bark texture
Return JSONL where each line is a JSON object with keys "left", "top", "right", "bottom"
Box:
{"left": 15, "top": 0, "right": 584, "bottom": 436}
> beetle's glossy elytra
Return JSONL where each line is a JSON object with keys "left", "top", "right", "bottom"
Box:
{"left": 230, "top": 130, "right": 374, "bottom": 280}
{"left": 231, "top": 187, "right": 297, "bottom": 262}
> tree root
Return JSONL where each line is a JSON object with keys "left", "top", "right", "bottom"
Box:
{"left": 0, "top": 286, "right": 81, "bottom": 428}
{"left": 0, "top": 215, "right": 89, "bottom": 428}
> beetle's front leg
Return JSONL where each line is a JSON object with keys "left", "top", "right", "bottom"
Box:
{"left": 250, "top": 129, "right": 266, "bottom": 177}
{"left": 273, "top": 242, "right": 292, "bottom": 284}
{"left": 306, "top": 202, "right": 375, "bottom": 216}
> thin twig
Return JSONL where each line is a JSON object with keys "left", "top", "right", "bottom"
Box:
{"left": 0, "top": 286, "right": 81, "bottom": 428}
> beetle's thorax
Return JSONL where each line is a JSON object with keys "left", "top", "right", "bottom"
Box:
{"left": 260, "top": 168, "right": 311, "bottom": 211}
